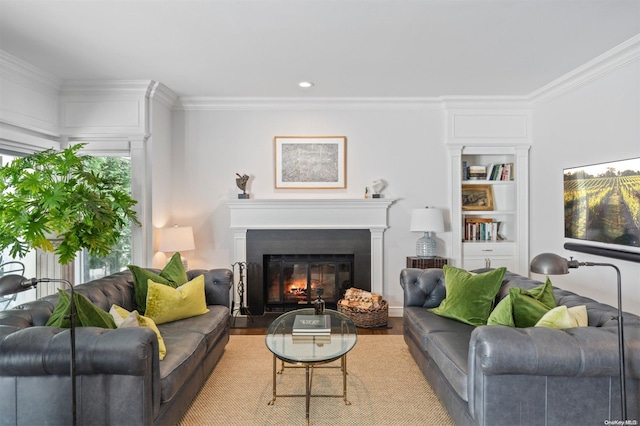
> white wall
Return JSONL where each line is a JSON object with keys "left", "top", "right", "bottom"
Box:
{"left": 170, "top": 105, "right": 449, "bottom": 310}
{"left": 531, "top": 59, "right": 640, "bottom": 315}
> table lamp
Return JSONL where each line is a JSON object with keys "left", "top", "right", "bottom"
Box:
{"left": 530, "top": 252, "right": 627, "bottom": 421}
{"left": 158, "top": 225, "right": 195, "bottom": 269}
{"left": 410, "top": 207, "right": 444, "bottom": 258}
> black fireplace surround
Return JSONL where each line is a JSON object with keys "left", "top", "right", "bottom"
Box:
{"left": 246, "top": 229, "right": 371, "bottom": 315}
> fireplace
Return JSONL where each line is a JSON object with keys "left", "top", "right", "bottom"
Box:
{"left": 265, "top": 254, "right": 354, "bottom": 312}
{"left": 226, "top": 198, "right": 394, "bottom": 316}
{"left": 247, "top": 229, "right": 369, "bottom": 315}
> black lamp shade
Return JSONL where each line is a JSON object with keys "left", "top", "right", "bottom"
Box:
{"left": 0, "top": 274, "right": 29, "bottom": 297}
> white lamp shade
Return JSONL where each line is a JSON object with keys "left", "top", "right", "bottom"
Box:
{"left": 410, "top": 208, "right": 444, "bottom": 233}
{"left": 158, "top": 226, "right": 195, "bottom": 252}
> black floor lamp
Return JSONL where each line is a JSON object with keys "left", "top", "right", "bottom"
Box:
{"left": 530, "top": 253, "right": 626, "bottom": 421}
{"left": 0, "top": 275, "right": 77, "bottom": 426}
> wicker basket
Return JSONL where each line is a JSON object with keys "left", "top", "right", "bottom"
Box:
{"left": 337, "top": 300, "right": 388, "bottom": 328}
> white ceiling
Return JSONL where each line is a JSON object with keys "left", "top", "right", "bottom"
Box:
{"left": 1, "top": 0, "right": 639, "bottom": 98}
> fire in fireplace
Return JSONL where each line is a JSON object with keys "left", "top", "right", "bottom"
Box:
{"left": 265, "top": 254, "right": 354, "bottom": 312}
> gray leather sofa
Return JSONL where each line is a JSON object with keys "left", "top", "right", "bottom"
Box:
{"left": 0, "top": 267, "right": 233, "bottom": 426}
{"left": 401, "top": 268, "right": 640, "bottom": 426}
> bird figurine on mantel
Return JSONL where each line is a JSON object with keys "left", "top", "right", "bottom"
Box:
{"left": 235, "top": 173, "right": 250, "bottom": 199}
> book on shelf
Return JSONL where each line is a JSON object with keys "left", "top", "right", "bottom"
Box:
{"left": 487, "top": 163, "right": 514, "bottom": 181}
{"left": 292, "top": 314, "right": 331, "bottom": 335}
{"left": 464, "top": 218, "right": 499, "bottom": 242}
{"left": 292, "top": 334, "right": 332, "bottom": 344}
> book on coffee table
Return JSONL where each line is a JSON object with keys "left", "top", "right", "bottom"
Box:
{"left": 292, "top": 314, "right": 331, "bottom": 335}
{"left": 292, "top": 334, "right": 332, "bottom": 344}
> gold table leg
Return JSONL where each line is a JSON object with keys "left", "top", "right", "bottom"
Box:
{"left": 268, "top": 355, "right": 351, "bottom": 422}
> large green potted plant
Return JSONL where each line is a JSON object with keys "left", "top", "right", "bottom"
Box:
{"left": 0, "top": 144, "right": 141, "bottom": 264}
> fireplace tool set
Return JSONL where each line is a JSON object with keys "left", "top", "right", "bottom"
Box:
{"left": 231, "top": 261, "right": 252, "bottom": 324}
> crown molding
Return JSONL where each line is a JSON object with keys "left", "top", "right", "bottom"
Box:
{"left": 0, "top": 50, "right": 61, "bottom": 93}
{"left": 529, "top": 34, "right": 640, "bottom": 105}
{"left": 148, "top": 82, "right": 178, "bottom": 109}
{"left": 441, "top": 96, "right": 531, "bottom": 110}
{"left": 60, "top": 80, "right": 155, "bottom": 96}
{"left": 175, "top": 96, "right": 444, "bottom": 111}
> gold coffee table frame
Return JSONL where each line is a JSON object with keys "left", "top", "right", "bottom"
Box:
{"left": 265, "top": 308, "right": 358, "bottom": 425}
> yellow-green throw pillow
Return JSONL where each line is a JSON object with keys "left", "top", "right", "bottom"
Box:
{"left": 535, "top": 305, "right": 588, "bottom": 329}
{"left": 110, "top": 305, "right": 167, "bottom": 360}
{"left": 128, "top": 252, "right": 189, "bottom": 314}
{"left": 487, "top": 277, "right": 556, "bottom": 327}
{"left": 487, "top": 295, "right": 515, "bottom": 327}
{"left": 46, "top": 289, "right": 117, "bottom": 329}
{"left": 145, "top": 274, "right": 209, "bottom": 325}
{"left": 429, "top": 265, "right": 506, "bottom": 326}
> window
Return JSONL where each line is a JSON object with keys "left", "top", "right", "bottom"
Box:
{"left": 79, "top": 155, "right": 133, "bottom": 282}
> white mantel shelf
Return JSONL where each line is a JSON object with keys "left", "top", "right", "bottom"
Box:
{"left": 226, "top": 198, "right": 394, "bottom": 230}
{"left": 226, "top": 198, "right": 395, "bottom": 299}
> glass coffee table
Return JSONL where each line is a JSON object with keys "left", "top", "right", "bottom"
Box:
{"left": 265, "top": 308, "right": 358, "bottom": 424}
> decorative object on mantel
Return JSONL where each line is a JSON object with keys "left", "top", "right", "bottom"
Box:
{"left": 371, "top": 179, "right": 386, "bottom": 198}
{"left": 274, "top": 136, "right": 346, "bottom": 189}
{"left": 364, "top": 187, "right": 369, "bottom": 198}
{"left": 530, "top": 253, "right": 628, "bottom": 421}
{"left": 158, "top": 225, "right": 195, "bottom": 269}
{"left": 338, "top": 287, "right": 388, "bottom": 328}
{"left": 410, "top": 207, "right": 445, "bottom": 258}
{"left": 235, "top": 173, "right": 250, "bottom": 199}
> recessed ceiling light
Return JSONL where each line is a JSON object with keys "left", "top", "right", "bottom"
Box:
{"left": 298, "top": 81, "right": 314, "bottom": 88}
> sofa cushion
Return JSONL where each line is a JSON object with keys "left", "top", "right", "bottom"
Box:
{"left": 145, "top": 275, "right": 209, "bottom": 325}
{"left": 128, "top": 253, "right": 188, "bottom": 314}
{"left": 429, "top": 266, "right": 506, "bottom": 326}
{"left": 426, "top": 331, "right": 473, "bottom": 402}
{"left": 46, "top": 289, "right": 117, "bottom": 329}
{"left": 158, "top": 305, "right": 229, "bottom": 352}
{"left": 156, "top": 328, "right": 206, "bottom": 404}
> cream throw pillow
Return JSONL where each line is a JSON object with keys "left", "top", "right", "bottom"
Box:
{"left": 145, "top": 274, "right": 209, "bottom": 325}
{"left": 110, "top": 304, "right": 167, "bottom": 360}
{"left": 535, "top": 305, "right": 588, "bottom": 329}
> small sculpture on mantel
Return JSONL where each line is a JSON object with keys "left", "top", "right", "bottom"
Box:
{"left": 371, "top": 179, "right": 386, "bottom": 198}
{"left": 235, "top": 173, "right": 250, "bottom": 199}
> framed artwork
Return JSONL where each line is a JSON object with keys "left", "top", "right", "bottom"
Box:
{"left": 274, "top": 136, "right": 346, "bottom": 189}
{"left": 461, "top": 184, "right": 494, "bottom": 211}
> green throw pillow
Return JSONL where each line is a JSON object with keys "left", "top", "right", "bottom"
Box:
{"left": 46, "top": 289, "right": 117, "bottom": 329}
{"left": 429, "top": 265, "right": 506, "bottom": 326}
{"left": 487, "top": 277, "right": 557, "bottom": 327}
{"left": 510, "top": 278, "right": 557, "bottom": 328}
{"left": 144, "top": 274, "right": 209, "bottom": 325}
{"left": 487, "top": 295, "right": 515, "bottom": 327}
{"left": 128, "top": 252, "right": 189, "bottom": 314}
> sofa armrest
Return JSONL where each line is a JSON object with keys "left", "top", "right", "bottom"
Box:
{"left": 0, "top": 326, "right": 159, "bottom": 376}
{"left": 400, "top": 268, "right": 446, "bottom": 308}
{"left": 469, "top": 325, "right": 631, "bottom": 378}
{"left": 189, "top": 268, "right": 233, "bottom": 308}
{"left": 0, "top": 326, "right": 160, "bottom": 425}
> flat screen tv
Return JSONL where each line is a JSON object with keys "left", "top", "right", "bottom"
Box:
{"left": 564, "top": 157, "right": 640, "bottom": 251}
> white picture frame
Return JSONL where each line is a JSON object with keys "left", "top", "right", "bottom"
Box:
{"left": 274, "top": 136, "right": 347, "bottom": 189}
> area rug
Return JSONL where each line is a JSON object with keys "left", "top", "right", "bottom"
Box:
{"left": 178, "top": 335, "right": 454, "bottom": 425}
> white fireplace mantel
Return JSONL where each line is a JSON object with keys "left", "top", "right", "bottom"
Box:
{"left": 226, "top": 198, "right": 394, "bottom": 297}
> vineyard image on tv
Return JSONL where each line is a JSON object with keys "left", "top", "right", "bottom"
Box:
{"left": 564, "top": 157, "right": 640, "bottom": 248}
